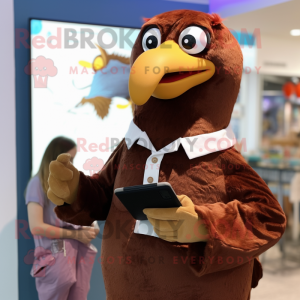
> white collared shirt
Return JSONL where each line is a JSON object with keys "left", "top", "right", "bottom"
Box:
{"left": 124, "top": 120, "right": 236, "bottom": 237}
{"left": 125, "top": 120, "right": 236, "bottom": 185}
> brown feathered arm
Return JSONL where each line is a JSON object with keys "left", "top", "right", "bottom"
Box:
{"left": 188, "top": 149, "right": 286, "bottom": 277}
{"left": 55, "top": 140, "right": 125, "bottom": 225}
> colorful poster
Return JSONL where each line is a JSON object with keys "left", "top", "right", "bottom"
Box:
{"left": 29, "top": 20, "right": 140, "bottom": 175}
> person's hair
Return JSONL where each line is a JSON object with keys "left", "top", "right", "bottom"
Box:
{"left": 38, "top": 136, "right": 76, "bottom": 195}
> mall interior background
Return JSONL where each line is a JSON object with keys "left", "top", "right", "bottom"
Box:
{"left": 1, "top": 0, "right": 300, "bottom": 299}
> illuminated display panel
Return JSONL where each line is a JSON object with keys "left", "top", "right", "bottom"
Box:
{"left": 30, "top": 19, "right": 140, "bottom": 175}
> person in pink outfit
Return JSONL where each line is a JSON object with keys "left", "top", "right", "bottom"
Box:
{"left": 26, "top": 136, "right": 99, "bottom": 300}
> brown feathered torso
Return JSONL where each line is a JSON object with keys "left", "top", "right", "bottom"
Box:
{"left": 56, "top": 139, "right": 284, "bottom": 299}
{"left": 101, "top": 143, "right": 254, "bottom": 300}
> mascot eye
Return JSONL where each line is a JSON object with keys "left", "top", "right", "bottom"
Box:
{"left": 179, "top": 26, "right": 210, "bottom": 54}
{"left": 142, "top": 27, "right": 161, "bottom": 51}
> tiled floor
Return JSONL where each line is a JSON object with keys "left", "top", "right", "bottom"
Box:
{"left": 251, "top": 242, "right": 300, "bottom": 300}
{"left": 251, "top": 267, "right": 300, "bottom": 300}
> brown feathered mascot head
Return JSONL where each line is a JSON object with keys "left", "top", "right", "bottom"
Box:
{"left": 129, "top": 10, "right": 243, "bottom": 150}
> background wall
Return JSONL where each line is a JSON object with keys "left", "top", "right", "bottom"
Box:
{"left": 209, "top": 0, "right": 291, "bottom": 17}
{"left": 256, "top": 35, "right": 300, "bottom": 77}
{"left": 0, "top": 0, "right": 18, "bottom": 299}
{"left": 14, "top": 1, "right": 209, "bottom": 300}
{"left": 223, "top": 0, "right": 300, "bottom": 153}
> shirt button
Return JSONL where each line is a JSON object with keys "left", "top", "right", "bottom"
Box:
{"left": 152, "top": 157, "right": 158, "bottom": 163}
{"left": 147, "top": 177, "right": 154, "bottom": 183}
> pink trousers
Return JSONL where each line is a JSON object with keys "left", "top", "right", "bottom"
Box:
{"left": 32, "top": 239, "right": 97, "bottom": 300}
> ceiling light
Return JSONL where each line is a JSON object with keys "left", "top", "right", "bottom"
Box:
{"left": 290, "top": 29, "right": 300, "bottom": 36}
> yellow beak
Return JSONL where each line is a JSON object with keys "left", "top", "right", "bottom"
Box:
{"left": 129, "top": 40, "right": 215, "bottom": 106}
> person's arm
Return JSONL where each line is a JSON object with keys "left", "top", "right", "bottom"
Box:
{"left": 27, "top": 202, "right": 99, "bottom": 244}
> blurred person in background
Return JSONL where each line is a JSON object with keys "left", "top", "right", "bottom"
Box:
{"left": 26, "top": 136, "right": 99, "bottom": 300}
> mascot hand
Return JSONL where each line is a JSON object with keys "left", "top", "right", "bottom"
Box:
{"left": 47, "top": 153, "right": 80, "bottom": 206}
{"left": 143, "top": 195, "right": 208, "bottom": 243}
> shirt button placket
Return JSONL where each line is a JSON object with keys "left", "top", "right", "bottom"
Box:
{"left": 143, "top": 154, "right": 164, "bottom": 185}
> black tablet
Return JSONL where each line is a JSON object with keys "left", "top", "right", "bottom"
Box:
{"left": 114, "top": 182, "right": 181, "bottom": 220}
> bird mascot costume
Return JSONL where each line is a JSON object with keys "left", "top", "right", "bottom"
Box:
{"left": 47, "top": 10, "right": 286, "bottom": 300}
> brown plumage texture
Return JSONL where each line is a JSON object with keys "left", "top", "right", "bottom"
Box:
{"left": 56, "top": 10, "right": 286, "bottom": 300}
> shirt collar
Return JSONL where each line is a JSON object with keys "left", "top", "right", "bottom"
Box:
{"left": 125, "top": 120, "right": 236, "bottom": 159}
